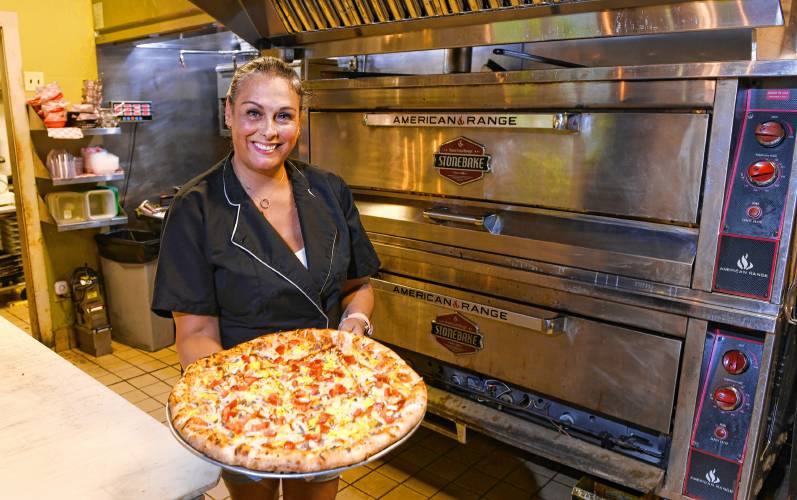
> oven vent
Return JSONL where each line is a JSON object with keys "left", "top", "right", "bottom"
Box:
{"left": 273, "top": 0, "right": 592, "bottom": 32}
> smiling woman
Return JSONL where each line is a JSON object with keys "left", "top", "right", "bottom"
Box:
{"left": 152, "top": 56, "right": 381, "bottom": 500}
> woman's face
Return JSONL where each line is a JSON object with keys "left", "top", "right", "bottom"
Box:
{"left": 225, "top": 73, "right": 301, "bottom": 176}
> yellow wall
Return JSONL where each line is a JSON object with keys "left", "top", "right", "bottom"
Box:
{"left": 0, "top": 1, "right": 97, "bottom": 104}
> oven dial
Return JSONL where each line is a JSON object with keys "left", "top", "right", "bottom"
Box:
{"left": 746, "top": 205, "right": 763, "bottom": 220}
{"left": 722, "top": 350, "right": 749, "bottom": 375}
{"left": 713, "top": 386, "right": 742, "bottom": 411}
{"left": 747, "top": 161, "right": 779, "bottom": 187}
{"left": 754, "top": 121, "right": 786, "bottom": 148}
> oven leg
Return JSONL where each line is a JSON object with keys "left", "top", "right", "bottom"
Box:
{"left": 422, "top": 415, "right": 468, "bottom": 444}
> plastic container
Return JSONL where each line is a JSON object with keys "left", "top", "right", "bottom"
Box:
{"left": 83, "top": 150, "right": 119, "bottom": 175}
{"left": 95, "top": 230, "right": 159, "bottom": 263}
{"left": 84, "top": 189, "right": 117, "bottom": 220}
{"left": 46, "top": 192, "right": 87, "bottom": 224}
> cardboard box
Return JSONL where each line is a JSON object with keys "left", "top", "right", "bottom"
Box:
{"left": 572, "top": 477, "right": 656, "bottom": 500}
{"left": 76, "top": 325, "right": 112, "bottom": 357}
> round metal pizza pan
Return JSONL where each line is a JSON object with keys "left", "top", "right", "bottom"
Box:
{"left": 166, "top": 405, "right": 425, "bottom": 479}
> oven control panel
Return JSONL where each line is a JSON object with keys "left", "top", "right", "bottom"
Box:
{"left": 713, "top": 88, "right": 797, "bottom": 300}
{"left": 683, "top": 328, "right": 763, "bottom": 499}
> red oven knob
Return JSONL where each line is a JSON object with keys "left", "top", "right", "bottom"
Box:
{"left": 722, "top": 350, "right": 749, "bottom": 375}
{"left": 746, "top": 205, "right": 763, "bottom": 220}
{"left": 754, "top": 121, "right": 786, "bottom": 147}
{"left": 713, "top": 386, "right": 742, "bottom": 411}
{"left": 714, "top": 425, "right": 729, "bottom": 440}
{"left": 747, "top": 161, "right": 779, "bottom": 187}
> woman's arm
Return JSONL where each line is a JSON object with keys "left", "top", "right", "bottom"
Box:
{"left": 173, "top": 312, "right": 223, "bottom": 368}
{"left": 338, "top": 277, "right": 374, "bottom": 335}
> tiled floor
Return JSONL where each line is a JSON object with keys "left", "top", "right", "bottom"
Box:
{"left": 1, "top": 299, "right": 582, "bottom": 500}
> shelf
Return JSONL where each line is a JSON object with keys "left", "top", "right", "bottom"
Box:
{"left": 42, "top": 211, "right": 128, "bottom": 232}
{"left": 0, "top": 205, "right": 16, "bottom": 215}
{"left": 28, "top": 106, "right": 120, "bottom": 137}
{"left": 38, "top": 171, "right": 124, "bottom": 186}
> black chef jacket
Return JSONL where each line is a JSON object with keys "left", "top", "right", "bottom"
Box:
{"left": 151, "top": 154, "right": 380, "bottom": 349}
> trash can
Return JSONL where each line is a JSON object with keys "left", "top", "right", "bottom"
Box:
{"left": 95, "top": 230, "right": 174, "bottom": 351}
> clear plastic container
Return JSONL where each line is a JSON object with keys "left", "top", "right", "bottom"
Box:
{"left": 85, "top": 189, "right": 117, "bottom": 220}
{"left": 46, "top": 192, "right": 87, "bottom": 225}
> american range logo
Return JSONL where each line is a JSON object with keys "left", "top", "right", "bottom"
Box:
{"left": 434, "top": 136, "right": 492, "bottom": 185}
{"left": 688, "top": 468, "right": 734, "bottom": 495}
{"left": 719, "top": 253, "right": 769, "bottom": 279}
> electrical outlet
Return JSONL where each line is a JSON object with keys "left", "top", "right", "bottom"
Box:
{"left": 24, "top": 71, "right": 44, "bottom": 91}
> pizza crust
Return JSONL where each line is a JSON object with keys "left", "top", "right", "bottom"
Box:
{"left": 169, "top": 328, "right": 427, "bottom": 473}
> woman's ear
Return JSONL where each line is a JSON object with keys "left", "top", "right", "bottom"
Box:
{"left": 224, "top": 99, "right": 232, "bottom": 128}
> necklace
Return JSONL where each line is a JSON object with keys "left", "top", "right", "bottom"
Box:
{"left": 242, "top": 168, "right": 287, "bottom": 211}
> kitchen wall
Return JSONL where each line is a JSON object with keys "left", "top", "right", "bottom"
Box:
{"left": 97, "top": 36, "right": 234, "bottom": 228}
{"left": 0, "top": 0, "right": 98, "bottom": 102}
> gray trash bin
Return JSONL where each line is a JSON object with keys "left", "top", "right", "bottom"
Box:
{"left": 95, "top": 230, "right": 174, "bottom": 351}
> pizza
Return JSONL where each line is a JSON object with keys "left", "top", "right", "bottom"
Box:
{"left": 168, "top": 328, "right": 427, "bottom": 473}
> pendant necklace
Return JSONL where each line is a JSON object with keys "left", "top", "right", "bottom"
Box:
{"left": 244, "top": 168, "right": 287, "bottom": 211}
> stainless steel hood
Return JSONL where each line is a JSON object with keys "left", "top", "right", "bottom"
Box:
{"left": 188, "top": 0, "right": 785, "bottom": 57}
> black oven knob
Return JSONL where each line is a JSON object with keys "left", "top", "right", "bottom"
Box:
{"left": 747, "top": 161, "right": 779, "bottom": 187}
{"left": 755, "top": 121, "right": 786, "bottom": 148}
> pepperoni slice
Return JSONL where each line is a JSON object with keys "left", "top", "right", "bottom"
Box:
{"left": 276, "top": 344, "right": 286, "bottom": 355}
{"left": 283, "top": 441, "right": 296, "bottom": 450}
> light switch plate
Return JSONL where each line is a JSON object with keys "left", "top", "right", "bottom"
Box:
{"left": 24, "top": 71, "right": 44, "bottom": 91}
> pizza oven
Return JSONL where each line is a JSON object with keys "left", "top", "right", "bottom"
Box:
{"left": 190, "top": 0, "right": 797, "bottom": 497}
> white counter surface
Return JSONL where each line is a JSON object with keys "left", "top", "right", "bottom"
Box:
{"left": 0, "top": 316, "right": 220, "bottom": 499}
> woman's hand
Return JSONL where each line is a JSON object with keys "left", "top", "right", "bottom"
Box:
{"left": 339, "top": 315, "right": 369, "bottom": 335}
{"left": 338, "top": 277, "right": 374, "bottom": 336}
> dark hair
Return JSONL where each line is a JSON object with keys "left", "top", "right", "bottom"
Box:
{"left": 226, "top": 56, "right": 306, "bottom": 107}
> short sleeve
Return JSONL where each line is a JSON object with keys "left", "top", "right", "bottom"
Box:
{"left": 337, "top": 179, "right": 381, "bottom": 279}
{"left": 151, "top": 191, "right": 219, "bottom": 318}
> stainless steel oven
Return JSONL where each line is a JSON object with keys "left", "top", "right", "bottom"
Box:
{"left": 191, "top": 0, "right": 797, "bottom": 497}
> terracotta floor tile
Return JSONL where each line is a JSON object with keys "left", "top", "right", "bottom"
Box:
{"left": 477, "top": 449, "right": 527, "bottom": 479}
{"left": 397, "top": 444, "right": 438, "bottom": 468}
{"left": 150, "top": 348, "right": 175, "bottom": 360}
{"left": 111, "top": 340, "right": 133, "bottom": 352}
{"left": 164, "top": 375, "right": 181, "bottom": 385}
{"left": 94, "top": 356, "right": 132, "bottom": 370}
{"left": 443, "top": 443, "right": 486, "bottom": 466}
{"left": 341, "top": 466, "right": 370, "bottom": 484}
{"left": 381, "top": 484, "right": 427, "bottom": 500}
{"left": 484, "top": 480, "right": 535, "bottom": 499}
{"left": 335, "top": 486, "right": 374, "bottom": 500}
{"left": 95, "top": 373, "right": 122, "bottom": 386}
{"left": 352, "top": 470, "right": 398, "bottom": 498}
{"left": 505, "top": 464, "right": 551, "bottom": 492}
{"left": 126, "top": 353, "right": 156, "bottom": 365}
{"left": 148, "top": 407, "right": 167, "bottom": 423}
{"left": 420, "top": 432, "right": 458, "bottom": 455}
{"left": 521, "top": 458, "right": 559, "bottom": 480}
{"left": 552, "top": 464, "right": 582, "bottom": 487}
{"left": 134, "top": 398, "right": 162, "bottom": 413}
{"left": 425, "top": 455, "right": 468, "bottom": 482}
{"left": 204, "top": 477, "right": 229, "bottom": 500}
{"left": 451, "top": 468, "right": 500, "bottom": 496}
{"left": 378, "top": 458, "right": 420, "bottom": 482}
{"left": 362, "top": 457, "right": 386, "bottom": 470}
{"left": 122, "top": 389, "right": 150, "bottom": 404}
{"left": 127, "top": 373, "right": 159, "bottom": 388}
{"left": 432, "top": 482, "right": 481, "bottom": 500}
{"left": 404, "top": 470, "right": 448, "bottom": 497}
{"left": 114, "top": 348, "right": 144, "bottom": 360}
{"left": 107, "top": 381, "right": 136, "bottom": 395}
{"left": 114, "top": 366, "right": 145, "bottom": 379}
{"left": 153, "top": 390, "right": 171, "bottom": 405}
{"left": 140, "top": 380, "right": 172, "bottom": 396}
{"left": 80, "top": 364, "right": 110, "bottom": 377}
{"left": 535, "top": 479, "right": 572, "bottom": 500}
{"left": 152, "top": 366, "right": 181, "bottom": 380}
{"left": 138, "top": 358, "right": 169, "bottom": 372}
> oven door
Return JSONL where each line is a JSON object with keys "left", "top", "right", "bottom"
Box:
{"left": 371, "top": 274, "right": 682, "bottom": 434}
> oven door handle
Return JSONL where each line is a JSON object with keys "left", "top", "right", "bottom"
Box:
{"left": 422, "top": 209, "right": 502, "bottom": 234}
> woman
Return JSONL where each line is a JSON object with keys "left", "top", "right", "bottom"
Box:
{"left": 152, "top": 56, "right": 380, "bottom": 500}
